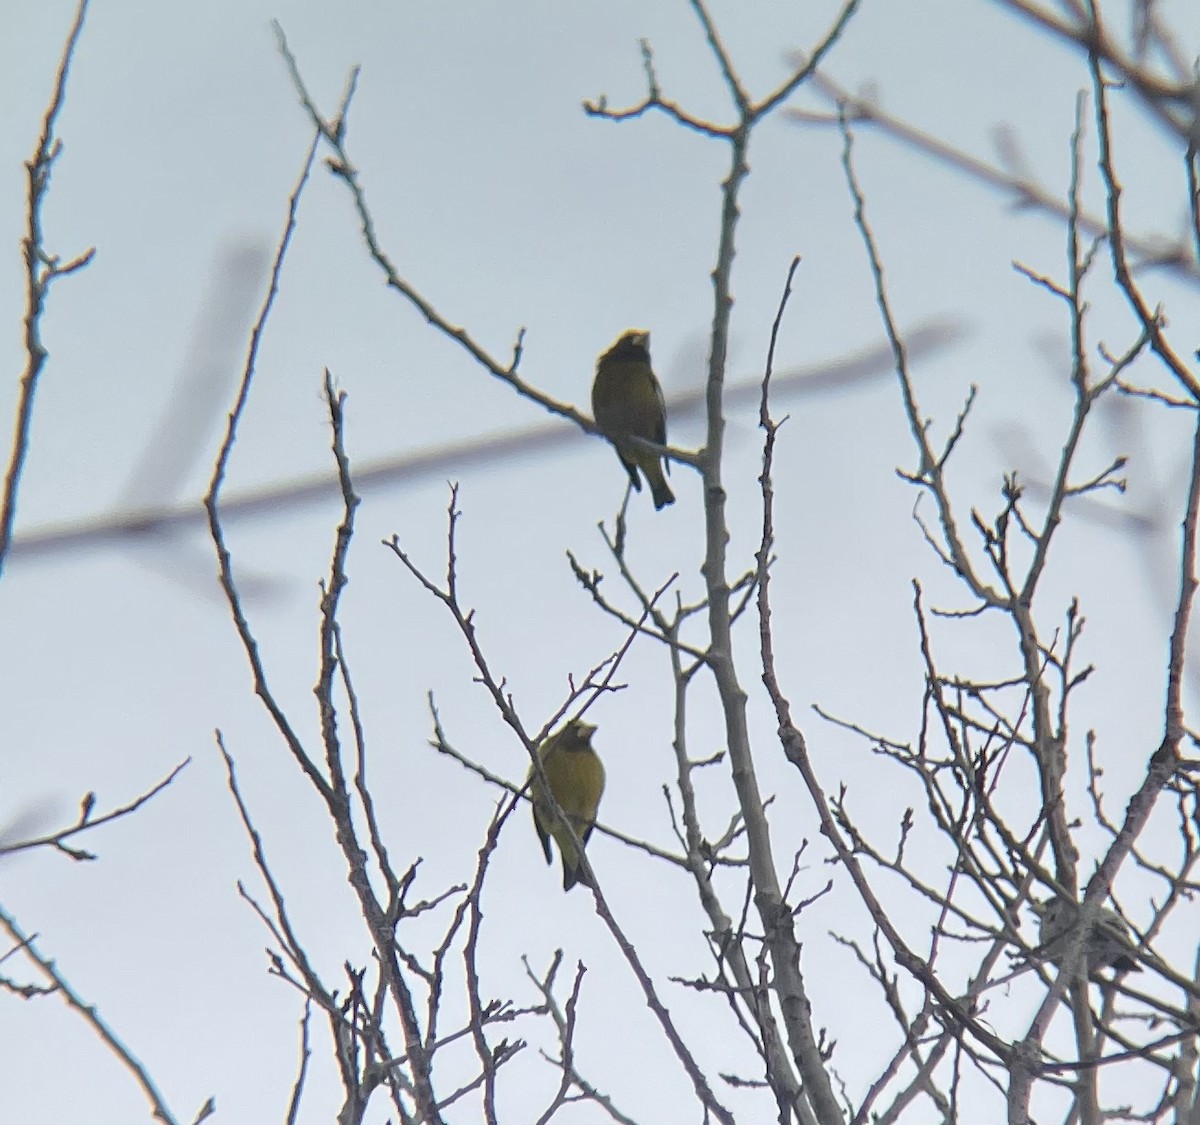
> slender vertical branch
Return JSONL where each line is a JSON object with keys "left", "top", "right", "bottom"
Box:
{"left": 0, "top": 0, "right": 95, "bottom": 575}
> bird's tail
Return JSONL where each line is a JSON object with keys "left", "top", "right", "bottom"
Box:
{"left": 563, "top": 862, "right": 594, "bottom": 891}
{"left": 647, "top": 465, "right": 675, "bottom": 510}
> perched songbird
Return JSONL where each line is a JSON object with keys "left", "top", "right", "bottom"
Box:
{"left": 1031, "top": 897, "right": 1141, "bottom": 976}
{"left": 529, "top": 719, "right": 605, "bottom": 891}
{"left": 591, "top": 329, "right": 675, "bottom": 510}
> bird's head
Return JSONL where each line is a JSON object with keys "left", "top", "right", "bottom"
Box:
{"left": 563, "top": 718, "right": 597, "bottom": 747}
{"left": 1030, "top": 897, "right": 1069, "bottom": 924}
{"left": 603, "top": 329, "right": 651, "bottom": 362}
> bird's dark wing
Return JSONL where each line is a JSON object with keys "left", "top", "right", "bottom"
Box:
{"left": 651, "top": 373, "right": 668, "bottom": 448}
{"left": 533, "top": 805, "right": 554, "bottom": 865}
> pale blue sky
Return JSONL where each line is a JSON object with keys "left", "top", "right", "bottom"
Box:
{"left": 2, "top": 1, "right": 1198, "bottom": 1121}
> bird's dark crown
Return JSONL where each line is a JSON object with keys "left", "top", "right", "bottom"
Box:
{"left": 563, "top": 718, "right": 597, "bottom": 746}
{"left": 603, "top": 329, "right": 651, "bottom": 362}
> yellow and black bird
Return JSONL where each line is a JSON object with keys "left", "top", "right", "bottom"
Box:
{"left": 1032, "top": 897, "right": 1141, "bottom": 976}
{"left": 1032, "top": 892, "right": 1142, "bottom": 973}
{"left": 591, "top": 329, "right": 675, "bottom": 510}
{"left": 530, "top": 718, "right": 605, "bottom": 891}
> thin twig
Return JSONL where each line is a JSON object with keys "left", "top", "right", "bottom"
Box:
{"left": 0, "top": 0, "right": 95, "bottom": 575}
{"left": 0, "top": 902, "right": 183, "bottom": 1124}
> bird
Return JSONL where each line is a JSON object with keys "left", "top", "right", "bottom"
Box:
{"left": 591, "top": 329, "right": 675, "bottom": 510}
{"left": 529, "top": 718, "right": 605, "bottom": 891}
{"left": 1031, "top": 896, "right": 1141, "bottom": 976}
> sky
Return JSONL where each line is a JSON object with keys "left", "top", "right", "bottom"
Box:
{"left": 1, "top": 1, "right": 1199, "bottom": 1122}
